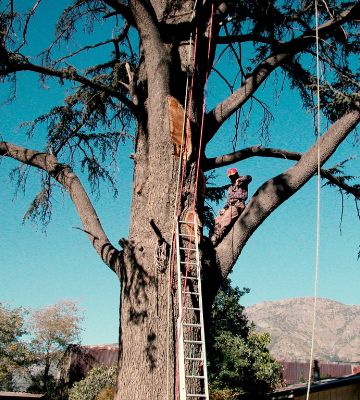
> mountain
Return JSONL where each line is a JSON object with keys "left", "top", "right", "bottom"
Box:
{"left": 245, "top": 297, "right": 360, "bottom": 362}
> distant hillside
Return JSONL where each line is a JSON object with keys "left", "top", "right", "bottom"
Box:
{"left": 245, "top": 297, "right": 360, "bottom": 362}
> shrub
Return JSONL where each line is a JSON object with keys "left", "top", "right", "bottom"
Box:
{"left": 68, "top": 365, "right": 117, "bottom": 400}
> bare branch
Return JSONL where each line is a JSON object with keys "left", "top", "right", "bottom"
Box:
{"left": 53, "top": 23, "right": 129, "bottom": 65}
{"left": 0, "top": 141, "right": 123, "bottom": 276}
{"left": 16, "top": 0, "right": 42, "bottom": 52}
{"left": 3, "top": 55, "right": 138, "bottom": 113}
{"left": 205, "top": 2, "right": 360, "bottom": 143}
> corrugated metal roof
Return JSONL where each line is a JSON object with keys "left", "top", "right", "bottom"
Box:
{"left": 279, "top": 360, "right": 353, "bottom": 384}
{"left": 270, "top": 373, "right": 360, "bottom": 399}
{"left": 59, "top": 344, "right": 119, "bottom": 386}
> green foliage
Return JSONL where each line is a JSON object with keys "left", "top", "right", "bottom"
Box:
{"left": 68, "top": 366, "right": 117, "bottom": 400}
{"left": 0, "top": 303, "right": 29, "bottom": 391}
{"left": 96, "top": 387, "right": 116, "bottom": 400}
{"left": 208, "top": 280, "right": 282, "bottom": 399}
{"left": 0, "top": 301, "right": 83, "bottom": 396}
{"left": 27, "top": 300, "right": 83, "bottom": 396}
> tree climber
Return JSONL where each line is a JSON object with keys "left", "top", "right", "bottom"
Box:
{"left": 211, "top": 168, "right": 252, "bottom": 246}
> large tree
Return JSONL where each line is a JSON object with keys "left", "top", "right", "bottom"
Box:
{"left": 0, "top": 303, "right": 28, "bottom": 391}
{"left": 0, "top": 0, "right": 359, "bottom": 399}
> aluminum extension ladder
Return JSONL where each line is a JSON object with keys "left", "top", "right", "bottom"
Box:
{"left": 176, "top": 218, "right": 209, "bottom": 400}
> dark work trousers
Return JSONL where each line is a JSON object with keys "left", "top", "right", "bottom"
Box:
{"left": 212, "top": 201, "right": 245, "bottom": 244}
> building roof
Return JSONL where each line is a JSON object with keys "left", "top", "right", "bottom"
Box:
{"left": 279, "top": 360, "right": 353, "bottom": 385}
{"left": 59, "top": 344, "right": 119, "bottom": 387}
{"left": 270, "top": 373, "right": 360, "bottom": 399}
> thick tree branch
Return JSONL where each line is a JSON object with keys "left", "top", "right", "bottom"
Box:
{"left": 3, "top": 55, "right": 138, "bottom": 113}
{"left": 205, "top": 145, "right": 360, "bottom": 198}
{"left": 0, "top": 141, "right": 123, "bottom": 276}
{"left": 205, "top": 2, "right": 360, "bottom": 143}
{"left": 102, "top": 0, "right": 135, "bottom": 26}
{"left": 128, "top": 0, "right": 169, "bottom": 89}
{"left": 213, "top": 107, "right": 360, "bottom": 279}
{"left": 204, "top": 146, "right": 301, "bottom": 170}
{"left": 126, "top": 0, "right": 170, "bottom": 125}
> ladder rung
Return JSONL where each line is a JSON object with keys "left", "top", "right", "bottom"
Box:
{"left": 186, "top": 395, "right": 207, "bottom": 398}
{"left": 181, "top": 276, "right": 198, "bottom": 280}
{"left": 180, "top": 261, "right": 198, "bottom": 265}
{"left": 185, "top": 357, "right": 203, "bottom": 361}
{"left": 184, "top": 339, "right": 202, "bottom": 344}
{"left": 186, "top": 375, "right": 205, "bottom": 379}
{"left": 184, "top": 307, "right": 200, "bottom": 310}
{"left": 183, "top": 323, "right": 201, "bottom": 327}
{"left": 184, "top": 291, "right": 200, "bottom": 295}
{"left": 179, "top": 247, "right": 197, "bottom": 251}
{"left": 179, "top": 233, "right": 195, "bottom": 238}
{"left": 179, "top": 220, "right": 195, "bottom": 224}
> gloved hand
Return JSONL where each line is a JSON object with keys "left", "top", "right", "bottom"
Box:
{"left": 219, "top": 208, "right": 225, "bottom": 215}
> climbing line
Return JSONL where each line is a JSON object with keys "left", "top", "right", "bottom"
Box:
{"left": 174, "top": 25, "right": 201, "bottom": 400}
{"left": 166, "top": 2, "right": 199, "bottom": 398}
{"left": 174, "top": 3, "right": 215, "bottom": 399}
{"left": 306, "top": 1, "right": 321, "bottom": 398}
{"left": 192, "top": 0, "right": 214, "bottom": 214}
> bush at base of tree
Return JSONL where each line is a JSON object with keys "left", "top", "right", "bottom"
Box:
{"left": 68, "top": 366, "right": 117, "bottom": 400}
{"left": 96, "top": 387, "right": 116, "bottom": 400}
{"left": 208, "top": 280, "right": 283, "bottom": 399}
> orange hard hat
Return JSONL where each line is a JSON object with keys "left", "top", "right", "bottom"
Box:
{"left": 227, "top": 167, "right": 238, "bottom": 177}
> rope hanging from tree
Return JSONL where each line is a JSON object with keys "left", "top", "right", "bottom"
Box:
{"left": 165, "top": 1, "right": 199, "bottom": 397}
{"left": 165, "top": 1, "right": 215, "bottom": 398}
{"left": 306, "top": 1, "right": 322, "bottom": 398}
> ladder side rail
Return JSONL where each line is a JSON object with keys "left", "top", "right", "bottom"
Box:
{"left": 176, "top": 221, "right": 187, "bottom": 400}
{"left": 193, "top": 218, "right": 210, "bottom": 399}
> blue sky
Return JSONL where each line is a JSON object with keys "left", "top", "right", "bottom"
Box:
{"left": 0, "top": 1, "right": 359, "bottom": 345}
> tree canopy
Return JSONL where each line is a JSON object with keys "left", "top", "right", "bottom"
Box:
{"left": 0, "top": 1, "right": 359, "bottom": 399}
{"left": 0, "top": 301, "right": 82, "bottom": 396}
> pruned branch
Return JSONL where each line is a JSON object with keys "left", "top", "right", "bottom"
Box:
{"left": 0, "top": 141, "right": 123, "bottom": 276}
{"left": 213, "top": 107, "right": 360, "bottom": 278}
{"left": 205, "top": 2, "right": 360, "bottom": 143}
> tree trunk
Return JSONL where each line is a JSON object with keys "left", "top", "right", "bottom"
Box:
{"left": 116, "top": 104, "right": 206, "bottom": 399}
{"left": 113, "top": 2, "right": 218, "bottom": 397}
{"left": 115, "top": 30, "right": 209, "bottom": 400}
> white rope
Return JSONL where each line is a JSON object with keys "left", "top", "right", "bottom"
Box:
{"left": 166, "top": 2, "right": 199, "bottom": 398}
{"left": 306, "top": 1, "right": 321, "bottom": 398}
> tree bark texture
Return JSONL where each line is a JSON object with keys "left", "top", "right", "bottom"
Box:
{"left": 116, "top": 2, "right": 211, "bottom": 398}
